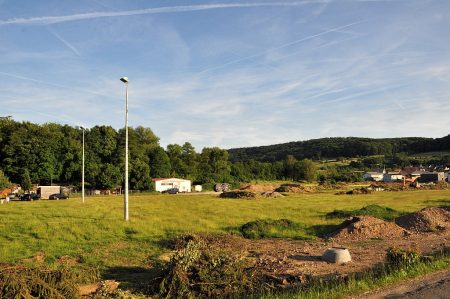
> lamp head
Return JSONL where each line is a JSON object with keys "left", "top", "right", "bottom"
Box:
{"left": 120, "top": 77, "right": 129, "bottom": 83}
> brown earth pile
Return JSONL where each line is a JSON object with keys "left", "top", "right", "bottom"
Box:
{"left": 275, "top": 184, "right": 316, "bottom": 193}
{"left": 329, "top": 216, "right": 407, "bottom": 240}
{"left": 240, "top": 184, "right": 279, "bottom": 192}
{"left": 395, "top": 206, "right": 450, "bottom": 232}
{"left": 260, "top": 191, "right": 284, "bottom": 198}
{"left": 220, "top": 191, "right": 257, "bottom": 199}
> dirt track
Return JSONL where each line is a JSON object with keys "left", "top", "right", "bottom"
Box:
{"left": 353, "top": 269, "right": 450, "bottom": 298}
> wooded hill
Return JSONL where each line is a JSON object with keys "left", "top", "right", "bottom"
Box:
{"left": 228, "top": 135, "right": 450, "bottom": 163}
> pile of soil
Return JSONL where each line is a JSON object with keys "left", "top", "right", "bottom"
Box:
{"left": 395, "top": 206, "right": 450, "bottom": 232}
{"left": 220, "top": 191, "right": 257, "bottom": 199}
{"left": 336, "top": 188, "right": 373, "bottom": 195}
{"left": 240, "top": 184, "right": 279, "bottom": 192}
{"left": 329, "top": 216, "right": 407, "bottom": 240}
{"left": 275, "top": 184, "right": 316, "bottom": 193}
{"left": 260, "top": 191, "right": 284, "bottom": 198}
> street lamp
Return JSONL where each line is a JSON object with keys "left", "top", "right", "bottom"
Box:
{"left": 120, "top": 76, "right": 129, "bottom": 221}
{"left": 80, "top": 126, "right": 85, "bottom": 204}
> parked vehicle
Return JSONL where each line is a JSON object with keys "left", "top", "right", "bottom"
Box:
{"left": 20, "top": 193, "right": 40, "bottom": 201}
{"left": 49, "top": 193, "right": 69, "bottom": 200}
{"left": 163, "top": 188, "right": 179, "bottom": 194}
{"left": 7, "top": 193, "right": 16, "bottom": 199}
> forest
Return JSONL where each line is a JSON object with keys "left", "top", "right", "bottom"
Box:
{"left": 0, "top": 119, "right": 449, "bottom": 191}
{"left": 228, "top": 135, "right": 450, "bottom": 162}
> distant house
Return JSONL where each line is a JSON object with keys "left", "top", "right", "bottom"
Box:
{"left": 418, "top": 172, "right": 445, "bottom": 183}
{"left": 152, "top": 178, "right": 191, "bottom": 193}
{"left": 400, "top": 167, "right": 426, "bottom": 177}
{"left": 410, "top": 171, "right": 426, "bottom": 181}
{"left": 363, "top": 172, "right": 384, "bottom": 182}
{"left": 383, "top": 172, "right": 404, "bottom": 183}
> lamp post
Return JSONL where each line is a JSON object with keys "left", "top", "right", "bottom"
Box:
{"left": 80, "top": 126, "right": 85, "bottom": 204}
{"left": 120, "top": 77, "right": 129, "bottom": 221}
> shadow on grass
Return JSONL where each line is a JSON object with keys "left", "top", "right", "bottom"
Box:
{"left": 423, "top": 199, "right": 450, "bottom": 206}
{"left": 307, "top": 224, "right": 340, "bottom": 238}
{"left": 102, "top": 265, "right": 160, "bottom": 293}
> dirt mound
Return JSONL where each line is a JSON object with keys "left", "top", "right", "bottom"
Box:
{"left": 260, "top": 191, "right": 284, "bottom": 198}
{"left": 220, "top": 191, "right": 257, "bottom": 199}
{"left": 329, "top": 216, "right": 407, "bottom": 240}
{"left": 395, "top": 206, "right": 450, "bottom": 232}
{"left": 240, "top": 184, "right": 279, "bottom": 192}
{"left": 275, "top": 184, "right": 316, "bottom": 193}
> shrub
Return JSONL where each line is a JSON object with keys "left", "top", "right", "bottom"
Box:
{"left": 0, "top": 264, "right": 79, "bottom": 298}
{"left": 156, "top": 235, "right": 256, "bottom": 298}
{"left": 386, "top": 247, "right": 422, "bottom": 270}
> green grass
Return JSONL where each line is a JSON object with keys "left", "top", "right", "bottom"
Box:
{"left": 240, "top": 219, "right": 311, "bottom": 240}
{"left": 0, "top": 190, "right": 449, "bottom": 285}
{"left": 325, "top": 204, "right": 405, "bottom": 220}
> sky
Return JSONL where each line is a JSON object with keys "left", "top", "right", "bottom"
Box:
{"left": 0, "top": 0, "right": 449, "bottom": 150}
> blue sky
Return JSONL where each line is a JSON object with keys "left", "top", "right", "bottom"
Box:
{"left": 0, "top": 0, "right": 449, "bottom": 150}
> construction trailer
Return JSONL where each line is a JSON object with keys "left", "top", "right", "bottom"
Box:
{"left": 37, "top": 186, "right": 61, "bottom": 199}
{"left": 152, "top": 178, "right": 191, "bottom": 193}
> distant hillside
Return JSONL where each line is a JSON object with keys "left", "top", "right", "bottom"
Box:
{"left": 228, "top": 135, "right": 450, "bottom": 162}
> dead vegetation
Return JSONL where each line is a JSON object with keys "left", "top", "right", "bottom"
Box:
{"left": 153, "top": 234, "right": 258, "bottom": 298}
{"left": 0, "top": 264, "right": 79, "bottom": 299}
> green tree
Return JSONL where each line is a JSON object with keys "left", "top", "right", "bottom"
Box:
{"left": 198, "top": 147, "right": 231, "bottom": 183}
{"left": 283, "top": 155, "right": 297, "bottom": 180}
{"left": 21, "top": 169, "right": 32, "bottom": 192}
{"left": 98, "top": 163, "right": 122, "bottom": 189}
{"left": 150, "top": 147, "right": 171, "bottom": 178}
{"left": 294, "top": 159, "right": 317, "bottom": 182}
{"left": 167, "top": 144, "right": 188, "bottom": 177}
{"left": 130, "top": 159, "right": 152, "bottom": 190}
{"left": 0, "top": 170, "right": 11, "bottom": 189}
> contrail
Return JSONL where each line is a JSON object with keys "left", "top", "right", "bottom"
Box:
{"left": 199, "top": 19, "right": 367, "bottom": 74}
{"left": 0, "top": 71, "right": 112, "bottom": 98}
{"left": 320, "top": 83, "right": 409, "bottom": 105}
{"left": 0, "top": 2, "right": 330, "bottom": 26}
{"left": 47, "top": 27, "right": 81, "bottom": 56}
{"left": 0, "top": 0, "right": 410, "bottom": 26}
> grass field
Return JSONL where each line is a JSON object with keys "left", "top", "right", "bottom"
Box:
{"left": 1, "top": 190, "right": 449, "bottom": 281}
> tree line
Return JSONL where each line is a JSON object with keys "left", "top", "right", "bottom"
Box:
{"left": 1, "top": 120, "right": 448, "bottom": 191}
{"left": 0, "top": 120, "right": 320, "bottom": 191}
{"left": 228, "top": 136, "right": 450, "bottom": 162}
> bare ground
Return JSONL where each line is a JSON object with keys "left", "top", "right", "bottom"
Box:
{"left": 247, "top": 229, "right": 450, "bottom": 283}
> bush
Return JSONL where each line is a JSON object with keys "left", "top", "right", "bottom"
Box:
{"left": 156, "top": 235, "right": 256, "bottom": 298}
{"left": 386, "top": 247, "right": 421, "bottom": 270}
{"left": 240, "top": 219, "right": 307, "bottom": 239}
{"left": 0, "top": 264, "right": 79, "bottom": 298}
